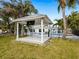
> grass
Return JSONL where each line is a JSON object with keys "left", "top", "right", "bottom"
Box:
{"left": 0, "top": 35, "right": 79, "bottom": 59}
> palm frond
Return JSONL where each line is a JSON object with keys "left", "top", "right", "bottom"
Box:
{"left": 67, "top": 0, "right": 76, "bottom": 8}
{"left": 58, "top": 3, "right": 61, "bottom": 13}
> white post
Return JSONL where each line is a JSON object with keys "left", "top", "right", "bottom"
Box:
{"left": 48, "top": 25, "right": 51, "bottom": 37}
{"left": 41, "top": 19, "right": 43, "bottom": 43}
{"left": 16, "top": 22, "right": 19, "bottom": 40}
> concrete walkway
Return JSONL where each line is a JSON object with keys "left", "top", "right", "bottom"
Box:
{"left": 66, "top": 35, "right": 79, "bottom": 40}
{"left": 17, "top": 36, "right": 50, "bottom": 44}
{"left": 51, "top": 34, "right": 79, "bottom": 40}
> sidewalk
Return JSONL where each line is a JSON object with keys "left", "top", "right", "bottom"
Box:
{"left": 51, "top": 34, "right": 79, "bottom": 40}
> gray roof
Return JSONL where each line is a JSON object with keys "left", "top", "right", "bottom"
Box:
{"left": 11, "top": 14, "right": 53, "bottom": 24}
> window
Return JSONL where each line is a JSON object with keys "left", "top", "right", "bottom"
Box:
{"left": 39, "top": 29, "right": 44, "bottom": 32}
{"left": 43, "top": 29, "right": 44, "bottom": 32}
{"left": 39, "top": 29, "right": 41, "bottom": 32}
{"left": 30, "top": 29, "right": 35, "bottom": 32}
{"left": 27, "top": 21, "right": 35, "bottom": 26}
{"left": 30, "top": 29, "right": 32, "bottom": 32}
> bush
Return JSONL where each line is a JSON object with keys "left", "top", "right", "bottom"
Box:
{"left": 72, "top": 29, "right": 79, "bottom": 36}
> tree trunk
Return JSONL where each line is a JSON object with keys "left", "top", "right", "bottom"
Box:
{"left": 62, "top": 8, "right": 67, "bottom": 38}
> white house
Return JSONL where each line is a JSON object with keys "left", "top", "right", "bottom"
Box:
{"left": 12, "top": 14, "right": 53, "bottom": 44}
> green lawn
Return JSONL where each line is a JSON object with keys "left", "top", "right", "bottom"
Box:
{"left": 0, "top": 35, "right": 79, "bottom": 59}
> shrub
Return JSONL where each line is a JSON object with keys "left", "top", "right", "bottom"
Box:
{"left": 72, "top": 29, "right": 79, "bottom": 36}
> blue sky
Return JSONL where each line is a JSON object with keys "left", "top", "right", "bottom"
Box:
{"left": 32, "top": 0, "right": 79, "bottom": 21}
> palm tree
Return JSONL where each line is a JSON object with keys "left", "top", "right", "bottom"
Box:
{"left": 67, "top": 0, "right": 76, "bottom": 8}
{"left": 0, "top": 0, "right": 38, "bottom": 18}
{"left": 54, "top": 19, "right": 63, "bottom": 29}
{"left": 0, "top": 0, "right": 38, "bottom": 35}
{"left": 57, "top": 0, "right": 77, "bottom": 38}
{"left": 57, "top": 0, "right": 67, "bottom": 38}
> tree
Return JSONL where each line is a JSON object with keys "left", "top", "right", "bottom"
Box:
{"left": 57, "top": 0, "right": 78, "bottom": 38}
{"left": 57, "top": 0, "right": 67, "bottom": 38}
{"left": 0, "top": 0, "right": 38, "bottom": 18}
{"left": 55, "top": 11, "right": 79, "bottom": 36}
{"left": 67, "top": 0, "right": 79, "bottom": 36}
{"left": 54, "top": 19, "right": 63, "bottom": 29}
{"left": 67, "top": 0, "right": 76, "bottom": 8}
{"left": 67, "top": 11, "right": 79, "bottom": 36}
{"left": 0, "top": 0, "right": 38, "bottom": 35}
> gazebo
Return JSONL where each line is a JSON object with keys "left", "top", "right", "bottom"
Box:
{"left": 12, "top": 14, "right": 52, "bottom": 44}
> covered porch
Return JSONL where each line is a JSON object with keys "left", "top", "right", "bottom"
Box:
{"left": 12, "top": 14, "right": 52, "bottom": 44}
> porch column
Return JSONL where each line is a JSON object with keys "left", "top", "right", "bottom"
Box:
{"left": 21, "top": 24, "right": 24, "bottom": 36}
{"left": 16, "top": 22, "right": 19, "bottom": 40}
{"left": 41, "top": 19, "right": 43, "bottom": 42}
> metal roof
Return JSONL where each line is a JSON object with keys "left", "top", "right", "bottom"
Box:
{"left": 11, "top": 14, "right": 53, "bottom": 24}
